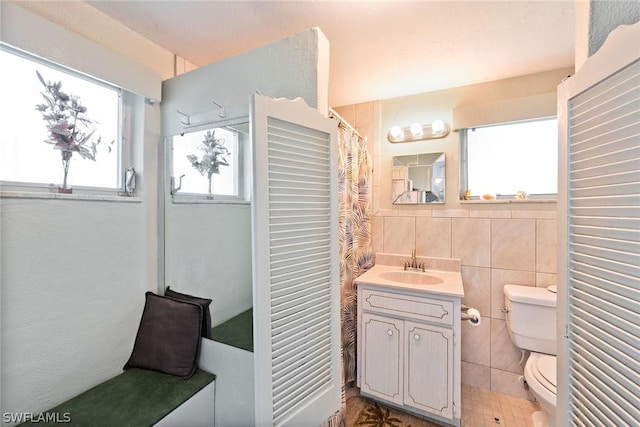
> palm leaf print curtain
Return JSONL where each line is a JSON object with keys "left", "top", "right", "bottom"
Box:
{"left": 326, "top": 110, "right": 373, "bottom": 426}
{"left": 337, "top": 121, "right": 373, "bottom": 385}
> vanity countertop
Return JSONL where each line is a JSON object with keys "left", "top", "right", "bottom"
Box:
{"left": 355, "top": 264, "right": 465, "bottom": 298}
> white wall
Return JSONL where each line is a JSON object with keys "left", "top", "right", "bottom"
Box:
{"left": 0, "top": 3, "right": 163, "bottom": 422}
{"left": 575, "top": 0, "right": 640, "bottom": 71}
{"left": 0, "top": 105, "right": 162, "bottom": 421}
{"left": 164, "top": 202, "right": 253, "bottom": 326}
{"left": 1, "top": 198, "right": 153, "bottom": 411}
{"left": 161, "top": 27, "right": 329, "bottom": 138}
{"left": 161, "top": 28, "right": 330, "bottom": 325}
{"left": 587, "top": 0, "right": 640, "bottom": 56}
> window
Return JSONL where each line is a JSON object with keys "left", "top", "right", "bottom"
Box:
{"left": 170, "top": 122, "right": 250, "bottom": 201}
{"left": 460, "top": 118, "right": 558, "bottom": 199}
{"left": 0, "top": 46, "right": 125, "bottom": 192}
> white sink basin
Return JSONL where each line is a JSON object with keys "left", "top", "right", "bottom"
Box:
{"left": 355, "top": 262, "right": 464, "bottom": 297}
{"left": 379, "top": 270, "right": 444, "bottom": 286}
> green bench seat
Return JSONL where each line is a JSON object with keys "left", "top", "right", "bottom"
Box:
{"left": 19, "top": 368, "right": 216, "bottom": 427}
{"left": 210, "top": 308, "right": 253, "bottom": 352}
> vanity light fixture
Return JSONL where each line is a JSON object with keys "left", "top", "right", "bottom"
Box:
{"left": 389, "top": 125, "right": 403, "bottom": 139}
{"left": 409, "top": 123, "right": 423, "bottom": 137}
{"left": 387, "top": 119, "right": 450, "bottom": 143}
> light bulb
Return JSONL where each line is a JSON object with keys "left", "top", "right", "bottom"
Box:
{"left": 432, "top": 120, "right": 445, "bottom": 133}
{"left": 389, "top": 126, "right": 403, "bottom": 139}
{"left": 410, "top": 123, "right": 423, "bottom": 137}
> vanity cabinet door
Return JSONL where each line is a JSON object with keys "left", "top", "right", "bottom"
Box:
{"left": 404, "top": 321, "right": 454, "bottom": 419}
{"left": 361, "top": 313, "right": 404, "bottom": 406}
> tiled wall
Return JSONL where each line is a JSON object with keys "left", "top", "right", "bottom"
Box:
{"left": 334, "top": 102, "right": 558, "bottom": 400}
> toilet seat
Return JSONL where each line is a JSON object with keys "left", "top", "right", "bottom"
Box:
{"left": 524, "top": 352, "right": 557, "bottom": 426}
{"left": 524, "top": 352, "right": 557, "bottom": 427}
{"left": 525, "top": 353, "right": 557, "bottom": 402}
{"left": 531, "top": 354, "right": 557, "bottom": 394}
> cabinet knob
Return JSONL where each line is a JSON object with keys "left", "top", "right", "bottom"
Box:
{"left": 414, "top": 334, "right": 420, "bottom": 340}
{"left": 387, "top": 330, "right": 393, "bottom": 336}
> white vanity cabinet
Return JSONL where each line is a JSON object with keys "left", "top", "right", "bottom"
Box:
{"left": 357, "top": 283, "right": 461, "bottom": 425}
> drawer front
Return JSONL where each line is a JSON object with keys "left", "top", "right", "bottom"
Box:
{"left": 360, "top": 288, "right": 453, "bottom": 326}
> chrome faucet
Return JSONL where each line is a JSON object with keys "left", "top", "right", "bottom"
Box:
{"left": 402, "top": 249, "right": 425, "bottom": 272}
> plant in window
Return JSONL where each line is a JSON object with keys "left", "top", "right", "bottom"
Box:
{"left": 186, "top": 130, "right": 230, "bottom": 197}
{"left": 35, "top": 71, "right": 111, "bottom": 193}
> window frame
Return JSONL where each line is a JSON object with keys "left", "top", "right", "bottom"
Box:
{"left": 459, "top": 117, "right": 558, "bottom": 201}
{"left": 0, "top": 44, "right": 135, "bottom": 198}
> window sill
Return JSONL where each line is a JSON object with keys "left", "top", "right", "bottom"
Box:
{"left": 171, "top": 197, "right": 250, "bottom": 205}
{"left": 1, "top": 190, "right": 141, "bottom": 203}
{"left": 460, "top": 198, "right": 556, "bottom": 204}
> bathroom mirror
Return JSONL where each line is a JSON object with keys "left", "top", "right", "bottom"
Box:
{"left": 392, "top": 152, "right": 445, "bottom": 204}
{"left": 163, "top": 120, "right": 253, "bottom": 344}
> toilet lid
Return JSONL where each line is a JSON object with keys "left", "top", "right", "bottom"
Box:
{"left": 534, "top": 355, "right": 557, "bottom": 394}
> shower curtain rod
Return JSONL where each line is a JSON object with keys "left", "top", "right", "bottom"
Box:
{"left": 329, "top": 108, "right": 365, "bottom": 141}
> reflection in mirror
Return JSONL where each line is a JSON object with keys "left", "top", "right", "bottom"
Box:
{"left": 170, "top": 123, "right": 250, "bottom": 201}
{"left": 164, "top": 121, "right": 252, "bottom": 348}
{"left": 392, "top": 152, "right": 445, "bottom": 204}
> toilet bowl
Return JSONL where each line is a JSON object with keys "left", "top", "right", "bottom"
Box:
{"left": 503, "top": 284, "right": 558, "bottom": 427}
{"left": 524, "top": 352, "right": 557, "bottom": 427}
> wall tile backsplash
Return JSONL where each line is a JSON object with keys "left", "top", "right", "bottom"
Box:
{"left": 452, "top": 218, "right": 492, "bottom": 267}
{"left": 416, "top": 217, "right": 451, "bottom": 258}
{"left": 333, "top": 101, "right": 558, "bottom": 401}
{"left": 536, "top": 219, "right": 558, "bottom": 273}
{"left": 461, "top": 266, "right": 491, "bottom": 315}
{"left": 382, "top": 216, "right": 415, "bottom": 254}
{"left": 491, "top": 219, "right": 536, "bottom": 271}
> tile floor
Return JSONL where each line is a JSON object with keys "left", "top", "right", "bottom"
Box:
{"left": 346, "top": 384, "right": 541, "bottom": 427}
{"left": 460, "top": 384, "right": 540, "bottom": 427}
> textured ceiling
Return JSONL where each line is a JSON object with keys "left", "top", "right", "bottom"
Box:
{"left": 87, "top": 0, "right": 575, "bottom": 107}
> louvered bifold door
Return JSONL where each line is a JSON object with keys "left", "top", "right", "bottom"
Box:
{"left": 566, "top": 57, "right": 640, "bottom": 425}
{"left": 251, "top": 95, "right": 341, "bottom": 426}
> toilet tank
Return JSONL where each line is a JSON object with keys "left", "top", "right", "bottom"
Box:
{"left": 503, "top": 284, "right": 557, "bottom": 355}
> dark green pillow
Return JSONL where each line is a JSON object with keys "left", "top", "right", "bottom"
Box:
{"left": 165, "top": 287, "right": 212, "bottom": 339}
{"left": 125, "top": 292, "right": 202, "bottom": 378}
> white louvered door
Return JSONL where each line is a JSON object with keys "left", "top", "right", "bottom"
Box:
{"left": 251, "top": 95, "right": 340, "bottom": 426}
{"left": 558, "top": 23, "right": 640, "bottom": 426}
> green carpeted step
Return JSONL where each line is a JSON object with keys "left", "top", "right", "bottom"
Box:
{"left": 19, "top": 368, "right": 215, "bottom": 427}
{"left": 210, "top": 308, "right": 253, "bottom": 352}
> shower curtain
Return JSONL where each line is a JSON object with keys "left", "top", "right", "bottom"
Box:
{"left": 326, "top": 111, "right": 373, "bottom": 426}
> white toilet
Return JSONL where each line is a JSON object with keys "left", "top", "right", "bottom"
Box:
{"left": 503, "top": 284, "right": 557, "bottom": 427}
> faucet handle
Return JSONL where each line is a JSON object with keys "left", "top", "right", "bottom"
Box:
{"left": 402, "top": 259, "right": 410, "bottom": 270}
{"left": 417, "top": 261, "right": 426, "bottom": 272}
